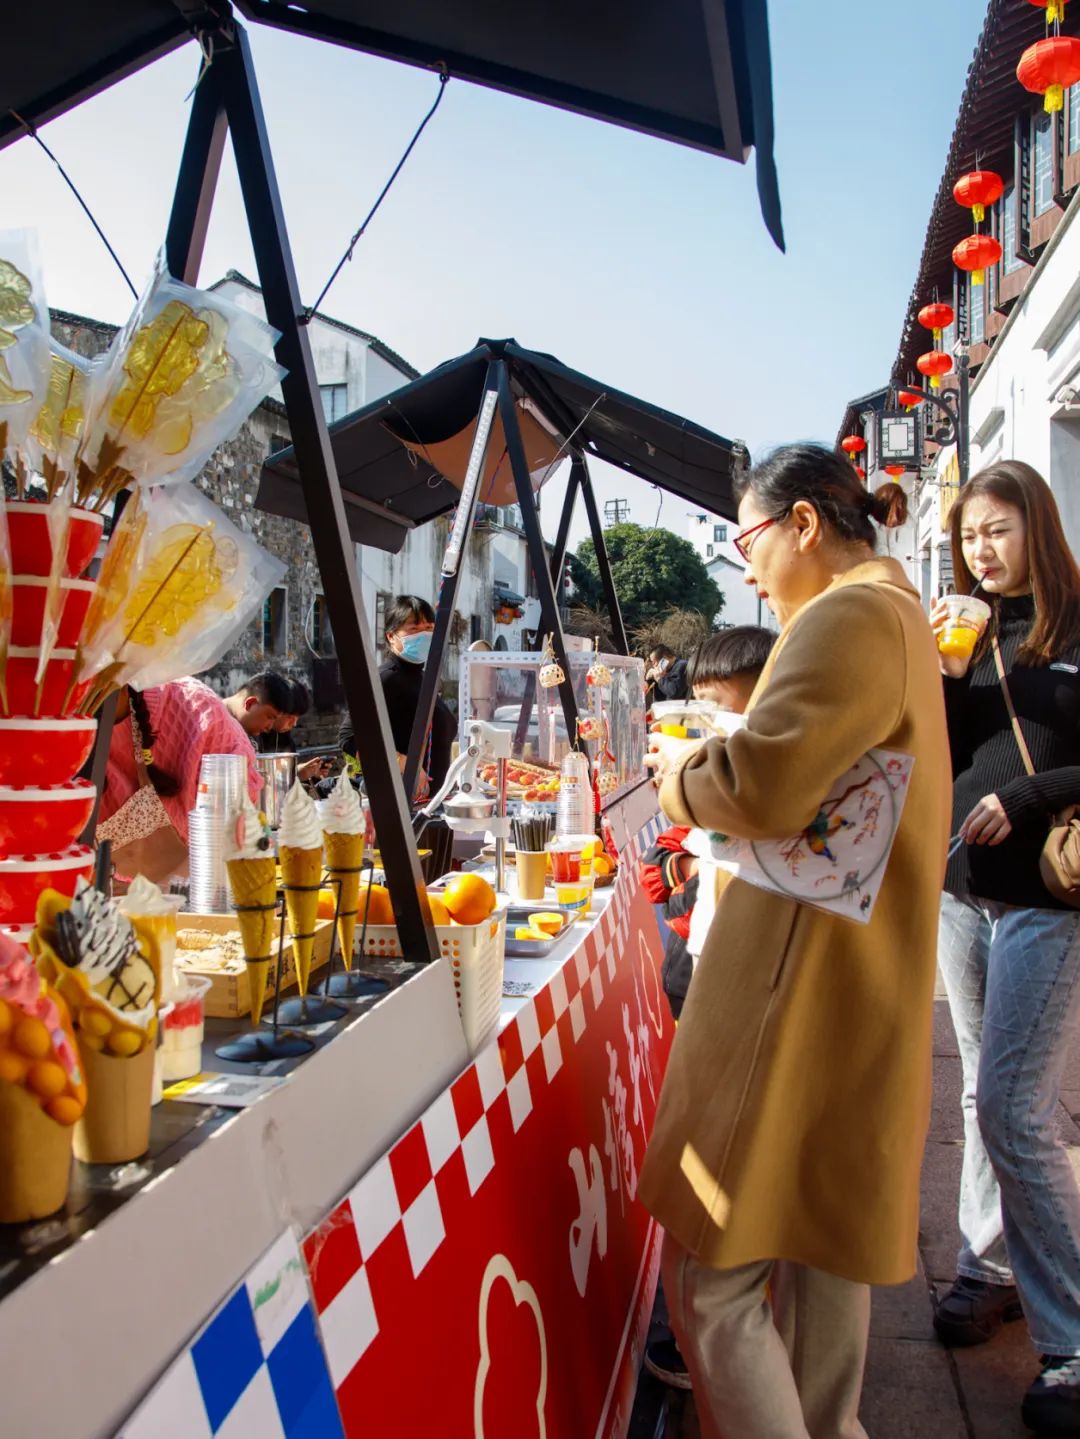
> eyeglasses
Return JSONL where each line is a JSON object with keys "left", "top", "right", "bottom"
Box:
{"left": 734, "top": 517, "right": 778, "bottom": 563}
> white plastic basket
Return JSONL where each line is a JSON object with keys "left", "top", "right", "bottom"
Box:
{"left": 363, "top": 910, "right": 506, "bottom": 1055}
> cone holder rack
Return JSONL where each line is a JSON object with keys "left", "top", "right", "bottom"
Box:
{"left": 215, "top": 896, "right": 315, "bottom": 1064}
{"left": 276, "top": 866, "right": 351, "bottom": 1026}
{"left": 325, "top": 856, "right": 391, "bottom": 1000}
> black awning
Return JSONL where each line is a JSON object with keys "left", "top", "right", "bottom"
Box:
{"left": 256, "top": 338, "right": 745, "bottom": 552}
{"left": 0, "top": 0, "right": 782, "bottom": 249}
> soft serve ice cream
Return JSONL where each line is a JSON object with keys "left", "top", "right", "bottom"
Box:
{"left": 278, "top": 780, "right": 324, "bottom": 995}
{"left": 317, "top": 773, "right": 366, "bottom": 969}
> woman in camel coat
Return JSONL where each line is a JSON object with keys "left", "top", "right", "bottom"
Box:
{"left": 641, "top": 443, "right": 951, "bottom": 1439}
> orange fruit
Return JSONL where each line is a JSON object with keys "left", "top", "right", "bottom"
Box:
{"left": 442, "top": 873, "right": 497, "bottom": 926}
{"left": 317, "top": 888, "right": 338, "bottom": 920}
{"left": 359, "top": 883, "right": 394, "bottom": 926}
{"left": 593, "top": 855, "right": 613, "bottom": 876}
{"left": 426, "top": 894, "right": 451, "bottom": 926}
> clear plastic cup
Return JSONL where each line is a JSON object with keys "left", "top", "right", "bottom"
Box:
{"left": 118, "top": 891, "right": 184, "bottom": 1004}
{"left": 938, "top": 594, "right": 991, "bottom": 660}
{"left": 549, "top": 834, "right": 597, "bottom": 916}
{"left": 161, "top": 974, "right": 212, "bottom": 1082}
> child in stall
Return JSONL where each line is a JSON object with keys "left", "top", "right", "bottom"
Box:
{"left": 638, "top": 624, "right": 775, "bottom": 1391}
{"left": 641, "top": 626, "right": 776, "bottom": 1018}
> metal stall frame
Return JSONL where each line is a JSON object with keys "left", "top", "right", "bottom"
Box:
{"left": 401, "top": 350, "right": 633, "bottom": 798}
{"left": 139, "top": 16, "right": 438, "bottom": 962}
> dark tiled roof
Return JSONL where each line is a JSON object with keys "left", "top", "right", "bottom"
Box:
{"left": 890, "top": 0, "right": 1051, "bottom": 386}
{"left": 211, "top": 270, "right": 419, "bottom": 379}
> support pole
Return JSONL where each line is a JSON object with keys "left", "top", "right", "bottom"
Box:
{"left": 497, "top": 362, "right": 580, "bottom": 742}
{"left": 217, "top": 27, "right": 437, "bottom": 962}
{"left": 164, "top": 63, "right": 229, "bottom": 284}
{"left": 576, "top": 455, "right": 629, "bottom": 655}
{"left": 549, "top": 461, "right": 580, "bottom": 591}
{"left": 404, "top": 363, "right": 500, "bottom": 799}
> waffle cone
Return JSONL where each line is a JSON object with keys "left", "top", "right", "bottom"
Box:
{"left": 227, "top": 856, "right": 277, "bottom": 1025}
{"left": 281, "top": 844, "right": 323, "bottom": 996}
{"left": 0, "top": 1080, "right": 73, "bottom": 1223}
{"left": 324, "top": 831, "right": 364, "bottom": 970}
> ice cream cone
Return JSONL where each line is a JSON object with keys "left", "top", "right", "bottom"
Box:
{"left": 280, "top": 844, "right": 322, "bottom": 995}
{"left": 0, "top": 1080, "right": 74, "bottom": 1223}
{"left": 324, "top": 831, "right": 364, "bottom": 969}
{"left": 226, "top": 855, "right": 277, "bottom": 1025}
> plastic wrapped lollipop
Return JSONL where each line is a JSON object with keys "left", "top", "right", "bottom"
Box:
{"left": 72, "top": 256, "right": 283, "bottom": 511}
{"left": 0, "top": 230, "right": 50, "bottom": 493}
{"left": 70, "top": 482, "right": 285, "bottom": 713}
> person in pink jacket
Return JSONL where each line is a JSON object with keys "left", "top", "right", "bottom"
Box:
{"left": 97, "top": 678, "right": 262, "bottom": 882}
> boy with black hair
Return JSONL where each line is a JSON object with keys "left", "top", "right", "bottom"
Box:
{"left": 639, "top": 624, "right": 774, "bottom": 1390}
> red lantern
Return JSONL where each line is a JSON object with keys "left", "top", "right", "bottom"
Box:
{"left": 952, "top": 233, "right": 1003, "bottom": 286}
{"left": 917, "top": 350, "right": 953, "bottom": 390}
{"left": 855, "top": 465, "right": 866, "bottom": 480}
{"left": 884, "top": 464, "right": 906, "bottom": 483}
{"left": 917, "top": 302, "right": 955, "bottom": 341}
{"left": 1017, "top": 36, "right": 1080, "bottom": 112}
{"left": 952, "top": 170, "right": 1004, "bottom": 225}
{"left": 1027, "top": 1, "right": 1068, "bottom": 27}
{"left": 841, "top": 435, "right": 866, "bottom": 459}
{"left": 898, "top": 389, "right": 924, "bottom": 410}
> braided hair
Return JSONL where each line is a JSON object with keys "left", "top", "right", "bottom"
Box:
{"left": 127, "top": 688, "right": 180, "bottom": 798}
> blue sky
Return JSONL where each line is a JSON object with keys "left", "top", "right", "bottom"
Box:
{"left": 0, "top": 0, "right": 988, "bottom": 544}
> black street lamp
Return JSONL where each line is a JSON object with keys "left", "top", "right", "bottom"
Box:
{"left": 895, "top": 348, "right": 971, "bottom": 488}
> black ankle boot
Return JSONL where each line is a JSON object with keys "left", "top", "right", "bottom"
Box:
{"left": 933, "top": 1275, "right": 1024, "bottom": 1347}
{"left": 1022, "top": 1355, "right": 1080, "bottom": 1434}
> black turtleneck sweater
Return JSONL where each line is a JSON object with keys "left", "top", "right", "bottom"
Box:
{"left": 945, "top": 593, "right": 1080, "bottom": 909}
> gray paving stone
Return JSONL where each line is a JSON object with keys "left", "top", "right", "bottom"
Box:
{"left": 859, "top": 1337, "right": 968, "bottom": 1438}
{"left": 919, "top": 1140, "right": 965, "bottom": 1284}
{"left": 932, "top": 1053, "right": 966, "bottom": 1145}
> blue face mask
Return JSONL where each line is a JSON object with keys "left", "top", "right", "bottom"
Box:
{"left": 398, "top": 631, "right": 433, "bottom": 665}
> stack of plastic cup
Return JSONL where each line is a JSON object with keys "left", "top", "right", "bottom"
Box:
{"left": 187, "top": 754, "right": 249, "bottom": 913}
{"left": 556, "top": 751, "right": 592, "bottom": 838}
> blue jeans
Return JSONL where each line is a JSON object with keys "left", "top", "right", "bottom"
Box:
{"left": 938, "top": 892, "right": 1080, "bottom": 1355}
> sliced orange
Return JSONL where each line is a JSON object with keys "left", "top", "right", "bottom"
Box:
{"left": 527, "top": 912, "right": 564, "bottom": 936}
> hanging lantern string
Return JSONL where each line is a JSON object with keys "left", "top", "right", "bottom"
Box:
{"left": 8, "top": 109, "right": 138, "bottom": 300}
{"left": 304, "top": 64, "right": 450, "bottom": 321}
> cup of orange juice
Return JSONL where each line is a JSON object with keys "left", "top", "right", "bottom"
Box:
{"left": 937, "top": 594, "right": 991, "bottom": 660}
{"left": 549, "top": 835, "right": 597, "bottom": 916}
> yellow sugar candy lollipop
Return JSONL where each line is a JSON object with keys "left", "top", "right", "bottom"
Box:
{"left": 0, "top": 260, "right": 35, "bottom": 407}
{"left": 80, "top": 491, "right": 148, "bottom": 638}
{"left": 151, "top": 309, "right": 238, "bottom": 456}
{"left": 109, "top": 299, "right": 211, "bottom": 445}
{"left": 31, "top": 352, "right": 87, "bottom": 452}
{"left": 122, "top": 523, "right": 238, "bottom": 649}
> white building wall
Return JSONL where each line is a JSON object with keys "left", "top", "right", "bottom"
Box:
{"left": 915, "top": 191, "right": 1080, "bottom": 585}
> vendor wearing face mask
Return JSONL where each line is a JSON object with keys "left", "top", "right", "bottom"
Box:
{"left": 337, "top": 595, "right": 455, "bottom": 799}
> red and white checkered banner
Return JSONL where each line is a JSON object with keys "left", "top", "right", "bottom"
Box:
{"left": 303, "top": 817, "right": 671, "bottom": 1438}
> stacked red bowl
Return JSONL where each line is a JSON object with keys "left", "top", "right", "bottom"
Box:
{"left": 1, "top": 502, "right": 101, "bottom": 922}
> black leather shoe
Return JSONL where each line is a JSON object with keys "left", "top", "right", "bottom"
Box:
{"left": 933, "top": 1275, "right": 1024, "bottom": 1347}
{"left": 1021, "top": 1355, "right": 1080, "bottom": 1434}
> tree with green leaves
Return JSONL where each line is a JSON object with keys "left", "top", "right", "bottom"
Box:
{"left": 568, "top": 523, "right": 723, "bottom": 641}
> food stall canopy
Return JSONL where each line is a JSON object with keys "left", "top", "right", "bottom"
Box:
{"left": 0, "top": 0, "right": 782, "bottom": 250}
{"left": 257, "top": 338, "right": 746, "bottom": 552}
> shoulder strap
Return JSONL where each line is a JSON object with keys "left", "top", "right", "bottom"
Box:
{"left": 991, "top": 636, "right": 1036, "bottom": 777}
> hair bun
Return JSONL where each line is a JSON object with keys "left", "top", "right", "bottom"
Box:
{"left": 867, "top": 482, "right": 909, "bottom": 530}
